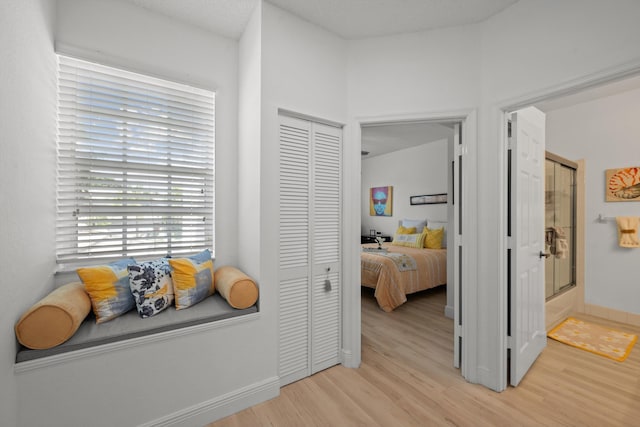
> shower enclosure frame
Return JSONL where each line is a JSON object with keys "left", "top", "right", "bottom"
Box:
{"left": 545, "top": 151, "right": 577, "bottom": 300}
{"left": 544, "top": 152, "right": 585, "bottom": 330}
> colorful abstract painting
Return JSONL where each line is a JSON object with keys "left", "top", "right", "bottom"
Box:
{"left": 370, "top": 186, "right": 393, "bottom": 216}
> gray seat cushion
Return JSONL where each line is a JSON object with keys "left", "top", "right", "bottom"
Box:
{"left": 16, "top": 294, "right": 257, "bottom": 363}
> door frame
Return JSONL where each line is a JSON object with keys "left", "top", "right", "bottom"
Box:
{"left": 496, "top": 62, "right": 640, "bottom": 390}
{"left": 341, "top": 109, "right": 478, "bottom": 381}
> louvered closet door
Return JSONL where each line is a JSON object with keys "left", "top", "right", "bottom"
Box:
{"left": 278, "top": 115, "right": 311, "bottom": 386}
{"left": 278, "top": 114, "right": 342, "bottom": 387}
{"left": 310, "top": 123, "right": 341, "bottom": 374}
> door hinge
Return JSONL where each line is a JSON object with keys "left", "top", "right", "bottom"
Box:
{"left": 507, "top": 120, "right": 512, "bottom": 138}
{"left": 506, "top": 236, "right": 512, "bottom": 250}
{"left": 455, "top": 144, "right": 467, "bottom": 157}
{"left": 455, "top": 324, "right": 462, "bottom": 339}
{"left": 507, "top": 335, "right": 514, "bottom": 349}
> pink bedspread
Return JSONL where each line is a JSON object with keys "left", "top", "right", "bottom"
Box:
{"left": 361, "top": 244, "right": 447, "bottom": 312}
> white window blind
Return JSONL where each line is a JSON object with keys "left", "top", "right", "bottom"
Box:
{"left": 56, "top": 55, "right": 215, "bottom": 267}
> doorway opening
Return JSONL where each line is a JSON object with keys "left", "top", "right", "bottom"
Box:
{"left": 502, "top": 71, "right": 640, "bottom": 388}
{"left": 358, "top": 117, "right": 464, "bottom": 370}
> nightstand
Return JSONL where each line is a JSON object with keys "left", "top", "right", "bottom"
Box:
{"left": 361, "top": 234, "right": 392, "bottom": 244}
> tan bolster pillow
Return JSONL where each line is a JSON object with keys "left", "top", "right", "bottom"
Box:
{"left": 214, "top": 266, "right": 259, "bottom": 309}
{"left": 15, "top": 282, "right": 91, "bottom": 350}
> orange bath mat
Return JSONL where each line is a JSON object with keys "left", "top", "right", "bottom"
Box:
{"left": 548, "top": 317, "right": 637, "bottom": 362}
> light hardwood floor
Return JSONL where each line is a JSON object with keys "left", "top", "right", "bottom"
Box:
{"left": 209, "top": 286, "right": 640, "bottom": 426}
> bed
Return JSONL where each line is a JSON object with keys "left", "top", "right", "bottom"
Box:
{"left": 361, "top": 221, "right": 447, "bottom": 312}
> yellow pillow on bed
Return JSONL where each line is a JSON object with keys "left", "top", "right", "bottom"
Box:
{"left": 423, "top": 226, "right": 444, "bottom": 249}
{"left": 395, "top": 226, "right": 417, "bottom": 235}
{"left": 392, "top": 230, "right": 427, "bottom": 248}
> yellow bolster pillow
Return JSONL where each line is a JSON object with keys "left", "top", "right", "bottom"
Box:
{"left": 213, "top": 266, "right": 259, "bottom": 309}
{"left": 15, "top": 282, "right": 91, "bottom": 350}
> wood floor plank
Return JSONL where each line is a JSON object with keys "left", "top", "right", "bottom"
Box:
{"left": 208, "top": 286, "right": 640, "bottom": 426}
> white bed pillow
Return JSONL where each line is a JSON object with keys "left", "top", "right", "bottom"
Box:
{"left": 399, "top": 218, "right": 427, "bottom": 232}
{"left": 392, "top": 232, "right": 426, "bottom": 248}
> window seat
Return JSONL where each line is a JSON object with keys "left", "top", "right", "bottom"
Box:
{"left": 16, "top": 294, "right": 257, "bottom": 363}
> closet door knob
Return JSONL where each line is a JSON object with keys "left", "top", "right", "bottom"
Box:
{"left": 539, "top": 251, "right": 551, "bottom": 259}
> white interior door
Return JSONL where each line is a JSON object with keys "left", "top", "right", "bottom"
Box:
{"left": 278, "top": 115, "right": 311, "bottom": 386}
{"left": 310, "top": 123, "right": 342, "bottom": 374}
{"left": 452, "top": 123, "right": 462, "bottom": 369}
{"left": 509, "top": 107, "right": 547, "bottom": 386}
{"left": 278, "top": 114, "right": 342, "bottom": 387}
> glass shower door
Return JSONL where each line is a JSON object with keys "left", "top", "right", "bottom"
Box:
{"left": 545, "top": 157, "right": 576, "bottom": 299}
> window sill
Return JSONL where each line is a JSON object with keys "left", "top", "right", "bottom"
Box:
{"left": 15, "top": 294, "right": 257, "bottom": 373}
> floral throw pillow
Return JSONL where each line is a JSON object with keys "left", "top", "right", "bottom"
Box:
{"left": 127, "top": 258, "right": 174, "bottom": 318}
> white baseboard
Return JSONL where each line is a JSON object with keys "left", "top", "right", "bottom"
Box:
{"left": 444, "top": 305, "right": 454, "bottom": 319}
{"left": 341, "top": 348, "right": 360, "bottom": 368}
{"left": 141, "top": 376, "right": 280, "bottom": 427}
{"left": 584, "top": 303, "right": 640, "bottom": 327}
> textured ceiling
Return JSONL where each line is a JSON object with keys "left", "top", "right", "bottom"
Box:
{"left": 117, "top": 0, "right": 518, "bottom": 40}
{"left": 268, "top": 0, "right": 518, "bottom": 39}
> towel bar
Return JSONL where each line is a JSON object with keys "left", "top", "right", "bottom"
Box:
{"left": 598, "top": 214, "right": 640, "bottom": 222}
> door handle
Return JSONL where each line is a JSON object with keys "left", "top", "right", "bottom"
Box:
{"left": 539, "top": 251, "right": 551, "bottom": 259}
{"left": 324, "top": 267, "right": 332, "bottom": 291}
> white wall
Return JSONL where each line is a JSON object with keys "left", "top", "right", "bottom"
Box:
{"left": 346, "top": 20, "right": 482, "bottom": 386}
{"left": 258, "top": 0, "right": 349, "bottom": 369}
{"left": 238, "top": 1, "right": 262, "bottom": 279}
{"left": 13, "top": 2, "right": 281, "bottom": 427}
{"left": 481, "top": 0, "right": 640, "bottom": 103}
{"left": 361, "top": 140, "right": 449, "bottom": 237}
{"left": 8, "top": 1, "right": 350, "bottom": 425}
{"left": 477, "top": 0, "right": 640, "bottom": 390}
{"left": 546, "top": 87, "right": 640, "bottom": 314}
{"left": 347, "top": 24, "right": 482, "bottom": 118}
{"left": 346, "top": 21, "right": 483, "bottom": 375}
{"left": 0, "top": 1, "right": 56, "bottom": 425}
{"left": 7, "top": 1, "right": 640, "bottom": 421}
{"left": 261, "top": 3, "right": 347, "bottom": 124}
{"left": 347, "top": 0, "right": 640, "bottom": 392}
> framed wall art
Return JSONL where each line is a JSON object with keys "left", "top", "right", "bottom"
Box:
{"left": 605, "top": 167, "right": 640, "bottom": 202}
{"left": 410, "top": 193, "right": 447, "bottom": 205}
{"left": 370, "top": 186, "right": 393, "bottom": 216}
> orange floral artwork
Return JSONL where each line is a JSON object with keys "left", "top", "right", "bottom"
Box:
{"left": 606, "top": 167, "right": 640, "bottom": 202}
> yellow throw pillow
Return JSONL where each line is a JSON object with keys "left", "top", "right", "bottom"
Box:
{"left": 395, "top": 226, "right": 417, "bottom": 235}
{"left": 423, "top": 226, "right": 444, "bottom": 249}
{"left": 169, "top": 249, "right": 215, "bottom": 310}
{"left": 77, "top": 258, "right": 137, "bottom": 323}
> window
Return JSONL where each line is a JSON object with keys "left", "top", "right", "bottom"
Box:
{"left": 56, "top": 55, "right": 215, "bottom": 267}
